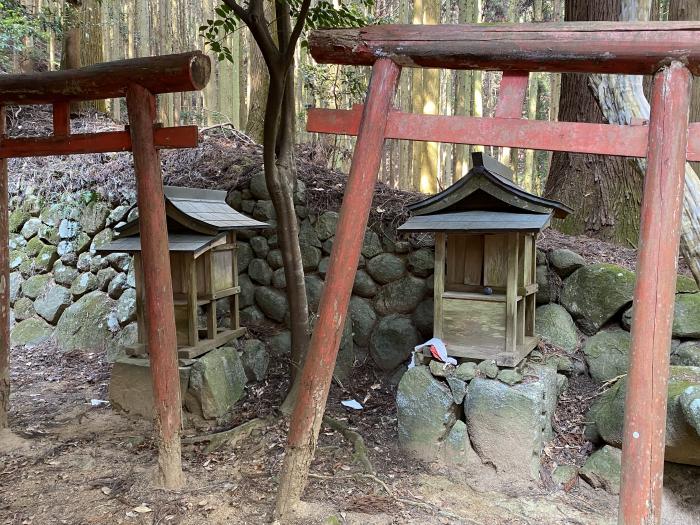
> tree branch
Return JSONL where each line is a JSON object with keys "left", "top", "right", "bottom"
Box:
{"left": 284, "top": 0, "right": 312, "bottom": 68}
{"left": 221, "top": 0, "right": 281, "bottom": 71}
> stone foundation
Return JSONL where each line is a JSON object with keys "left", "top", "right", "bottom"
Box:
{"left": 398, "top": 356, "right": 561, "bottom": 479}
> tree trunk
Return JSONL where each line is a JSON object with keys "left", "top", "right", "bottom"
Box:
{"left": 245, "top": 0, "right": 274, "bottom": 143}
{"left": 78, "top": 0, "right": 105, "bottom": 112}
{"left": 60, "top": 0, "right": 81, "bottom": 71}
{"left": 498, "top": 0, "right": 520, "bottom": 169}
{"left": 587, "top": 0, "right": 700, "bottom": 285}
{"left": 471, "top": 0, "right": 483, "bottom": 152}
{"left": 522, "top": 0, "right": 542, "bottom": 192}
{"left": 410, "top": 0, "right": 424, "bottom": 192}
{"left": 544, "top": 0, "right": 644, "bottom": 246}
{"left": 420, "top": 0, "right": 439, "bottom": 193}
{"left": 453, "top": 0, "right": 474, "bottom": 180}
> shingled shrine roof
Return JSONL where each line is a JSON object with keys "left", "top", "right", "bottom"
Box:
{"left": 97, "top": 186, "right": 268, "bottom": 254}
{"left": 398, "top": 152, "right": 571, "bottom": 233}
{"left": 116, "top": 186, "right": 268, "bottom": 237}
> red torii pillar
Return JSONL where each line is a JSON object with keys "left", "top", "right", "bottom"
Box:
{"left": 278, "top": 23, "right": 700, "bottom": 524}
{"left": 0, "top": 52, "right": 211, "bottom": 488}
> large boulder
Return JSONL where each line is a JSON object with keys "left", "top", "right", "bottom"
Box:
{"left": 373, "top": 275, "right": 426, "bottom": 316}
{"left": 579, "top": 445, "right": 622, "bottom": 495}
{"left": 9, "top": 272, "right": 22, "bottom": 304}
{"left": 366, "top": 253, "right": 406, "bottom": 284}
{"left": 622, "top": 293, "right": 700, "bottom": 339}
{"left": 304, "top": 275, "right": 325, "bottom": 313}
{"left": 361, "top": 231, "right": 383, "bottom": 259}
{"left": 349, "top": 296, "right": 377, "bottom": 347}
{"left": 55, "top": 291, "right": 116, "bottom": 352}
{"left": 13, "top": 297, "right": 35, "bottom": 321}
{"left": 11, "top": 318, "right": 53, "bottom": 347}
{"left": 53, "top": 261, "right": 79, "bottom": 286}
{"left": 237, "top": 242, "right": 254, "bottom": 272}
{"left": 672, "top": 341, "right": 700, "bottom": 367}
{"left": 250, "top": 236, "right": 269, "bottom": 258}
{"left": 185, "top": 346, "right": 247, "bottom": 419}
{"left": 677, "top": 274, "right": 699, "bottom": 294}
{"left": 254, "top": 286, "right": 288, "bottom": 323}
{"left": 671, "top": 293, "right": 700, "bottom": 339}
{"left": 407, "top": 249, "right": 434, "bottom": 278}
{"left": 249, "top": 171, "right": 270, "bottom": 200}
{"left": 240, "top": 339, "right": 270, "bottom": 382}
{"left": 34, "top": 244, "right": 59, "bottom": 273}
{"left": 535, "top": 304, "right": 578, "bottom": 353}
{"left": 115, "top": 288, "right": 137, "bottom": 325}
{"left": 588, "top": 366, "right": 700, "bottom": 466}
{"left": 315, "top": 211, "right": 338, "bottom": 241}
{"left": 352, "top": 270, "right": 378, "bottom": 298}
{"left": 396, "top": 365, "right": 459, "bottom": 460}
{"left": 298, "top": 220, "right": 321, "bottom": 248}
{"left": 79, "top": 201, "right": 111, "bottom": 235}
{"left": 299, "top": 244, "right": 322, "bottom": 271}
{"left": 680, "top": 385, "right": 700, "bottom": 435}
{"left": 109, "top": 358, "right": 190, "bottom": 418}
{"left": 369, "top": 314, "right": 421, "bottom": 370}
{"left": 560, "top": 264, "right": 636, "bottom": 335}
{"left": 238, "top": 274, "right": 255, "bottom": 308}
{"left": 21, "top": 274, "right": 51, "bottom": 300}
{"left": 548, "top": 248, "right": 585, "bottom": 278}
{"left": 34, "top": 284, "right": 72, "bottom": 324}
{"left": 583, "top": 329, "right": 631, "bottom": 383}
{"left": 248, "top": 258, "right": 273, "bottom": 285}
{"left": 464, "top": 366, "right": 558, "bottom": 479}
{"left": 69, "top": 272, "right": 98, "bottom": 298}
{"left": 536, "top": 265, "right": 553, "bottom": 305}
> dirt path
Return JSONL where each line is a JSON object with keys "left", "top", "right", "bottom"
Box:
{"left": 0, "top": 342, "right": 619, "bottom": 525}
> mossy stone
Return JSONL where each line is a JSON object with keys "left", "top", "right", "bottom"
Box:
{"left": 560, "top": 264, "right": 636, "bottom": 335}
{"left": 588, "top": 366, "right": 700, "bottom": 466}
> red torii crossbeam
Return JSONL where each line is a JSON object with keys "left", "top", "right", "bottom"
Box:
{"left": 279, "top": 23, "right": 699, "bottom": 523}
{"left": 0, "top": 52, "right": 211, "bottom": 488}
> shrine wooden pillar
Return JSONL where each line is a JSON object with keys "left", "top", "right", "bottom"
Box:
{"left": 275, "top": 58, "right": 401, "bottom": 516}
{"left": 0, "top": 106, "right": 8, "bottom": 430}
{"left": 619, "top": 61, "right": 692, "bottom": 525}
{"left": 285, "top": 23, "right": 700, "bottom": 522}
{"left": 0, "top": 51, "right": 209, "bottom": 487}
{"left": 125, "top": 84, "right": 183, "bottom": 489}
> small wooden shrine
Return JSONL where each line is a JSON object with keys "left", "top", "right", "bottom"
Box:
{"left": 99, "top": 185, "right": 268, "bottom": 359}
{"left": 399, "top": 152, "right": 571, "bottom": 366}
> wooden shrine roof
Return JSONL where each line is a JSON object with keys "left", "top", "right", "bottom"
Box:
{"left": 118, "top": 186, "right": 268, "bottom": 236}
{"left": 96, "top": 232, "right": 227, "bottom": 256}
{"left": 398, "top": 210, "right": 551, "bottom": 233}
{"left": 399, "top": 152, "right": 570, "bottom": 233}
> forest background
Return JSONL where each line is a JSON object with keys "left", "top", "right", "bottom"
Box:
{"left": 1, "top": 0, "right": 699, "bottom": 248}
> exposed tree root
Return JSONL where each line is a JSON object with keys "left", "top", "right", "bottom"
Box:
{"left": 307, "top": 471, "right": 485, "bottom": 525}
{"left": 182, "top": 418, "right": 267, "bottom": 453}
{"left": 322, "top": 415, "right": 373, "bottom": 473}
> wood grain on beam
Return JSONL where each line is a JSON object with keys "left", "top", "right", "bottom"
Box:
{"left": 0, "top": 52, "right": 210, "bottom": 105}
{"left": 309, "top": 23, "right": 700, "bottom": 75}
{"left": 308, "top": 107, "right": 700, "bottom": 162}
{"left": 0, "top": 126, "right": 199, "bottom": 158}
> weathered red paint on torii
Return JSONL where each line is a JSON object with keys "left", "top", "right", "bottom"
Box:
{"left": 0, "top": 51, "right": 211, "bottom": 488}
{"left": 282, "top": 23, "right": 699, "bottom": 524}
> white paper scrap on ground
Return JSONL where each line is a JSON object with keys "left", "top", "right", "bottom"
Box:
{"left": 409, "top": 338, "right": 457, "bottom": 369}
{"left": 341, "top": 399, "right": 363, "bottom": 410}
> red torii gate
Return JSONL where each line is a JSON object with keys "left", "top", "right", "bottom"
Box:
{"left": 0, "top": 52, "right": 211, "bottom": 488}
{"left": 279, "top": 23, "right": 700, "bottom": 523}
